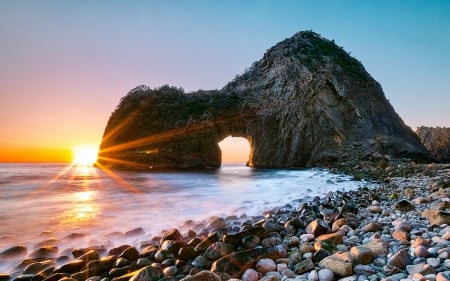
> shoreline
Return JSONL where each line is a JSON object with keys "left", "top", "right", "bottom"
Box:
{"left": 1, "top": 162, "right": 449, "bottom": 281}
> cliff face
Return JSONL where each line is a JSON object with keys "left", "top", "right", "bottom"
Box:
{"left": 98, "top": 31, "right": 431, "bottom": 169}
{"left": 416, "top": 126, "right": 450, "bottom": 163}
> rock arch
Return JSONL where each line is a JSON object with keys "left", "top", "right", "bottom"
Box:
{"left": 98, "top": 31, "right": 431, "bottom": 169}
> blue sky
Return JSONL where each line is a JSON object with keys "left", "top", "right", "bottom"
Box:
{"left": 0, "top": 0, "right": 449, "bottom": 161}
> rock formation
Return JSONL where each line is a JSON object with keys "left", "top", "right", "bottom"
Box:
{"left": 416, "top": 126, "right": 450, "bottom": 163}
{"left": 98, "top": 31, "right": 431, "bottom": 169}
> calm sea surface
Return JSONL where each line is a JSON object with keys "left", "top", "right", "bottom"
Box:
{"left": 0, "top": 163, "right": 368, "bottom": 273}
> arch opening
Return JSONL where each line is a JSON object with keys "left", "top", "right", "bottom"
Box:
{"left": 218, "top": 136, "right": 250, "bottom": 165}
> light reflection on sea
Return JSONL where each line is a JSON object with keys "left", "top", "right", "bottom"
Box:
{"left": 0, "top": 163, "right": 369, "bottom": 273}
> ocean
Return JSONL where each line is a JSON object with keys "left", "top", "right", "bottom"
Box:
{"left": 0, "top": 163, "right": 368, "bottom": 273}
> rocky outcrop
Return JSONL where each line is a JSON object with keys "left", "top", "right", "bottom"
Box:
{"left": 98, "top": 31, "right": 431, "bottom": 169}
{"left": 416, "top": 126, "right": 450, "bottom": 163}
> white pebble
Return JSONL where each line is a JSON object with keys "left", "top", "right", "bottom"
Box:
{"left": 427, "top": 258, "right": 441, "bottom": 267}
{"left": 242, "top": 268, "right": 259, "bottom": 281}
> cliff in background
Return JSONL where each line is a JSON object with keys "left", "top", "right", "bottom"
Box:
{"left": 98, "top": 31, "right": 431, "bottom": 169}
{"left": 416, "top": 126, "right": 450, "bottom": 163}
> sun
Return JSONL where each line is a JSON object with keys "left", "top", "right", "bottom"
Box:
{"left": 71, "top": 145, "right": 99, "bottom": 166}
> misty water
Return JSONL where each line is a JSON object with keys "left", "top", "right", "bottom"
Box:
{"left": 0, "top": 163, "right": 370, "bottom": 273}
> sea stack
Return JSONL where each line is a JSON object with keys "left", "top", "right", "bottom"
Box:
{"left": 98, "top": 31, "right": 431, "bottom": 169}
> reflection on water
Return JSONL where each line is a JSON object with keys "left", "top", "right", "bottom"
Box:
{"left": 59, "top": 190, "right": 99, "bottom": 228}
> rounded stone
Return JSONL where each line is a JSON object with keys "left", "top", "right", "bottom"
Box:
{"left": 255, "top": 258, "right": 276, "bottom": 274}
{"left": 415, "top": 246, "right": 429, "bottom": 258}
{"left": 241, "top": 268, "right": 259, "bottom": 281}
{"left": 163, "top": 266, "right": 178, "bottom": 277}
{"left": 318, "top": 268, "right": 334, "bottom": 281}
{"left": 437, "top": 272, "right": 450, "bottom": 281}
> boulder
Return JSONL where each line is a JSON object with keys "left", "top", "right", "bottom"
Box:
{"left": 98, "top": 31, "right": 431, "bottom": 169}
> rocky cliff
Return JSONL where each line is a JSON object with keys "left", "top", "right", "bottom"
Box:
{"left": 98, "top": 31, "right": 431, "bottom": 169}
{"left": 416, "top": 126, "right": 450, "bottom": 163}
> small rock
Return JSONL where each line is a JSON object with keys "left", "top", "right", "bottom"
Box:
{"left": 242, "top": 235, "right": 260, "bottom": 249}
{"left": 191, "top": 255, "right": 211, "bottom": 269}
{"left": 351, "top": 246, "right": 373, "bottom": 265}
{"left": 0, "top": 245, "right": 27, "bottom": 258}
{"left": 392, "top": 230, "right": 409, "bottom": 241}
{"left": 255, "top": 259, "right": 276, "bottom": 274}
{"left": 332, "top": 218, "right": 348, "bottom": 232}
{"left": 241, "top": 269, "right": 259, "bottom": 281}
{"left": 163, "top": 266, "right": 178, "bottom": 277}
{"left": 394, "top": 199, "right": 415, "bottom": 212}
{"left": 119, "top": 247, "right": 139, "bottom": 261}
{"left": 293, "top": 259, "right": 315, "bottom": 274}
{"left": 178, "top": 247, "right": 197, "bottom": 260}
{"left": 318, "top": 253, "right": 353, "bottom": 277}
{"left": 362, "top": 222, "right": 381, "bottom": 233}
{"left": 317, "top": 268, "right": 334, "bottom": 281}
{"left": 179, "top": 270, "right": 221, "bottom": 281}
{"left": 306, "top": 219, "right": 330, "bottom": 237}
{"left": 316, "top": 233, "right": 343, "bottom": 246}
{"left": 387, "top": 248, "right": 410, "bottom": 269}
{"left": 415, "top": 246, "right": 429, "bottom": 258}
{"left": 129, "top": 265, "right": 163, "bottom": 281}
{"left": 308, "top": 269, "right": 318, "bottom": 281}
{"left": 437, "top": 272, "right": 450, "bottom": 281}
{"left": 125, "top": 227, "right": 144, "bottom": 238}
{"left": 204, "top": 242, "right": 234, "bottom": 261}
{"left": 367, "top": 205, "right": 382, "bottom": 214}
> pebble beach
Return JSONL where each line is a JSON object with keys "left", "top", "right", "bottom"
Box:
{"left": 1, "top": 162, "right": 449, "bottom": 281}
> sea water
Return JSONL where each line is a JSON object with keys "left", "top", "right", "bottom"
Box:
{"left": 0, "top": 163, "right": 368, "bottom": 273}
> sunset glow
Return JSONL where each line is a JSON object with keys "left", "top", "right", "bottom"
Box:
{"left": 72, "top": 146, "right": 99, "bottom": 166}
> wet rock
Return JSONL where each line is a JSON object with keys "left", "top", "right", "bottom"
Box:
{"left": 54, "top": 260, "right": 85, "bottom": 274}
{"left": 241, "top": 268, "right": 258, "bottom": 281}
{"left": 223, "top": 227, "right": 266, "bottom": 245}
{"left": 262, "top": 221, "right": 284, "bottom": 233}
{"left": 306, "top": 219, "right": 330, "bottom": 237}
{"left": 31, "top": 247, "right": 59, "bottom": 258}
{"left": 140, "top": 245, "right": 158, "bottom": 259}
{"left": 242, "top": 235, "right": 260, "bottom": 249}
{"left": 78, "top": 250, "right": 100, "bottom": 266}
{"left": 255, "top": 258, "right": 276, "bottom": 274}
{"left": 204, "top": 242, "right": 234, "bottom": 261}
{"left": 211, "top": 247, "right": 280, "bottom": 278}
{"left": 179, "top": 247, "right": 197, "bottom": 260}
{"left": 406, "top": 264, "right": 436, "bottom": 275}
{"left": 125, "top": 227, "right": 144, "bottom": 238}
{"left": 22, "top": 260, "right": 54, "bottom": 274}
{"left": 387, "top": 248, "right": 410, "bottom": 269}
{"left": 128, "top": 265, "right": 163, "bottom": 281}
{"left": 0, "top": 245, "right": 27, "bottom": 258}
{"left": 394, "top": 199, "right": 414, "bottom": 212}
{"left": 195, "top": 234, "right": 219, "bottom": 253}
{"left": 163, "top": 266, "right": 178, "bottom": 277}
{"left": 154, "top": 250, "right": 174, "bottom": 262}
{"left": 161, "top": 240, "right": 185, "bottom": 256}
{"left": 293, "top": 259, "right": 315, "bottom": 274}
{"left": 119, "top": 247, "right": 139, "bottom": 261}
{"left": 108, "top": 245, "right": 132, "bottom": 256}
{"left": 191, "top": 255, "right": 211, "bottom": 269}
{"left": 318, "top": 253, "right": 353, "bottom": 277}
{"left": 161, "top": 229, "right": 184, "bottom": 245}
{"left": 179, "top": 270, "right": 221, "bottom": 281}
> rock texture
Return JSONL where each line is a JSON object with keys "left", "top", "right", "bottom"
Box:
{"left": 416, "top": 126, "right": 450, "bottom": 163}
{"left": 98, "top": 31, "right": 431, "bottom": 169}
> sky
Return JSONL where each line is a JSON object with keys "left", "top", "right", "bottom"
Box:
{"left": 0, "top": 0, "right": 449, "bottom": 163}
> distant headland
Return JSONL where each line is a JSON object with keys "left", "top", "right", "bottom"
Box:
{"left": 98, "top": 31, "right": 432, "bottom": 169}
